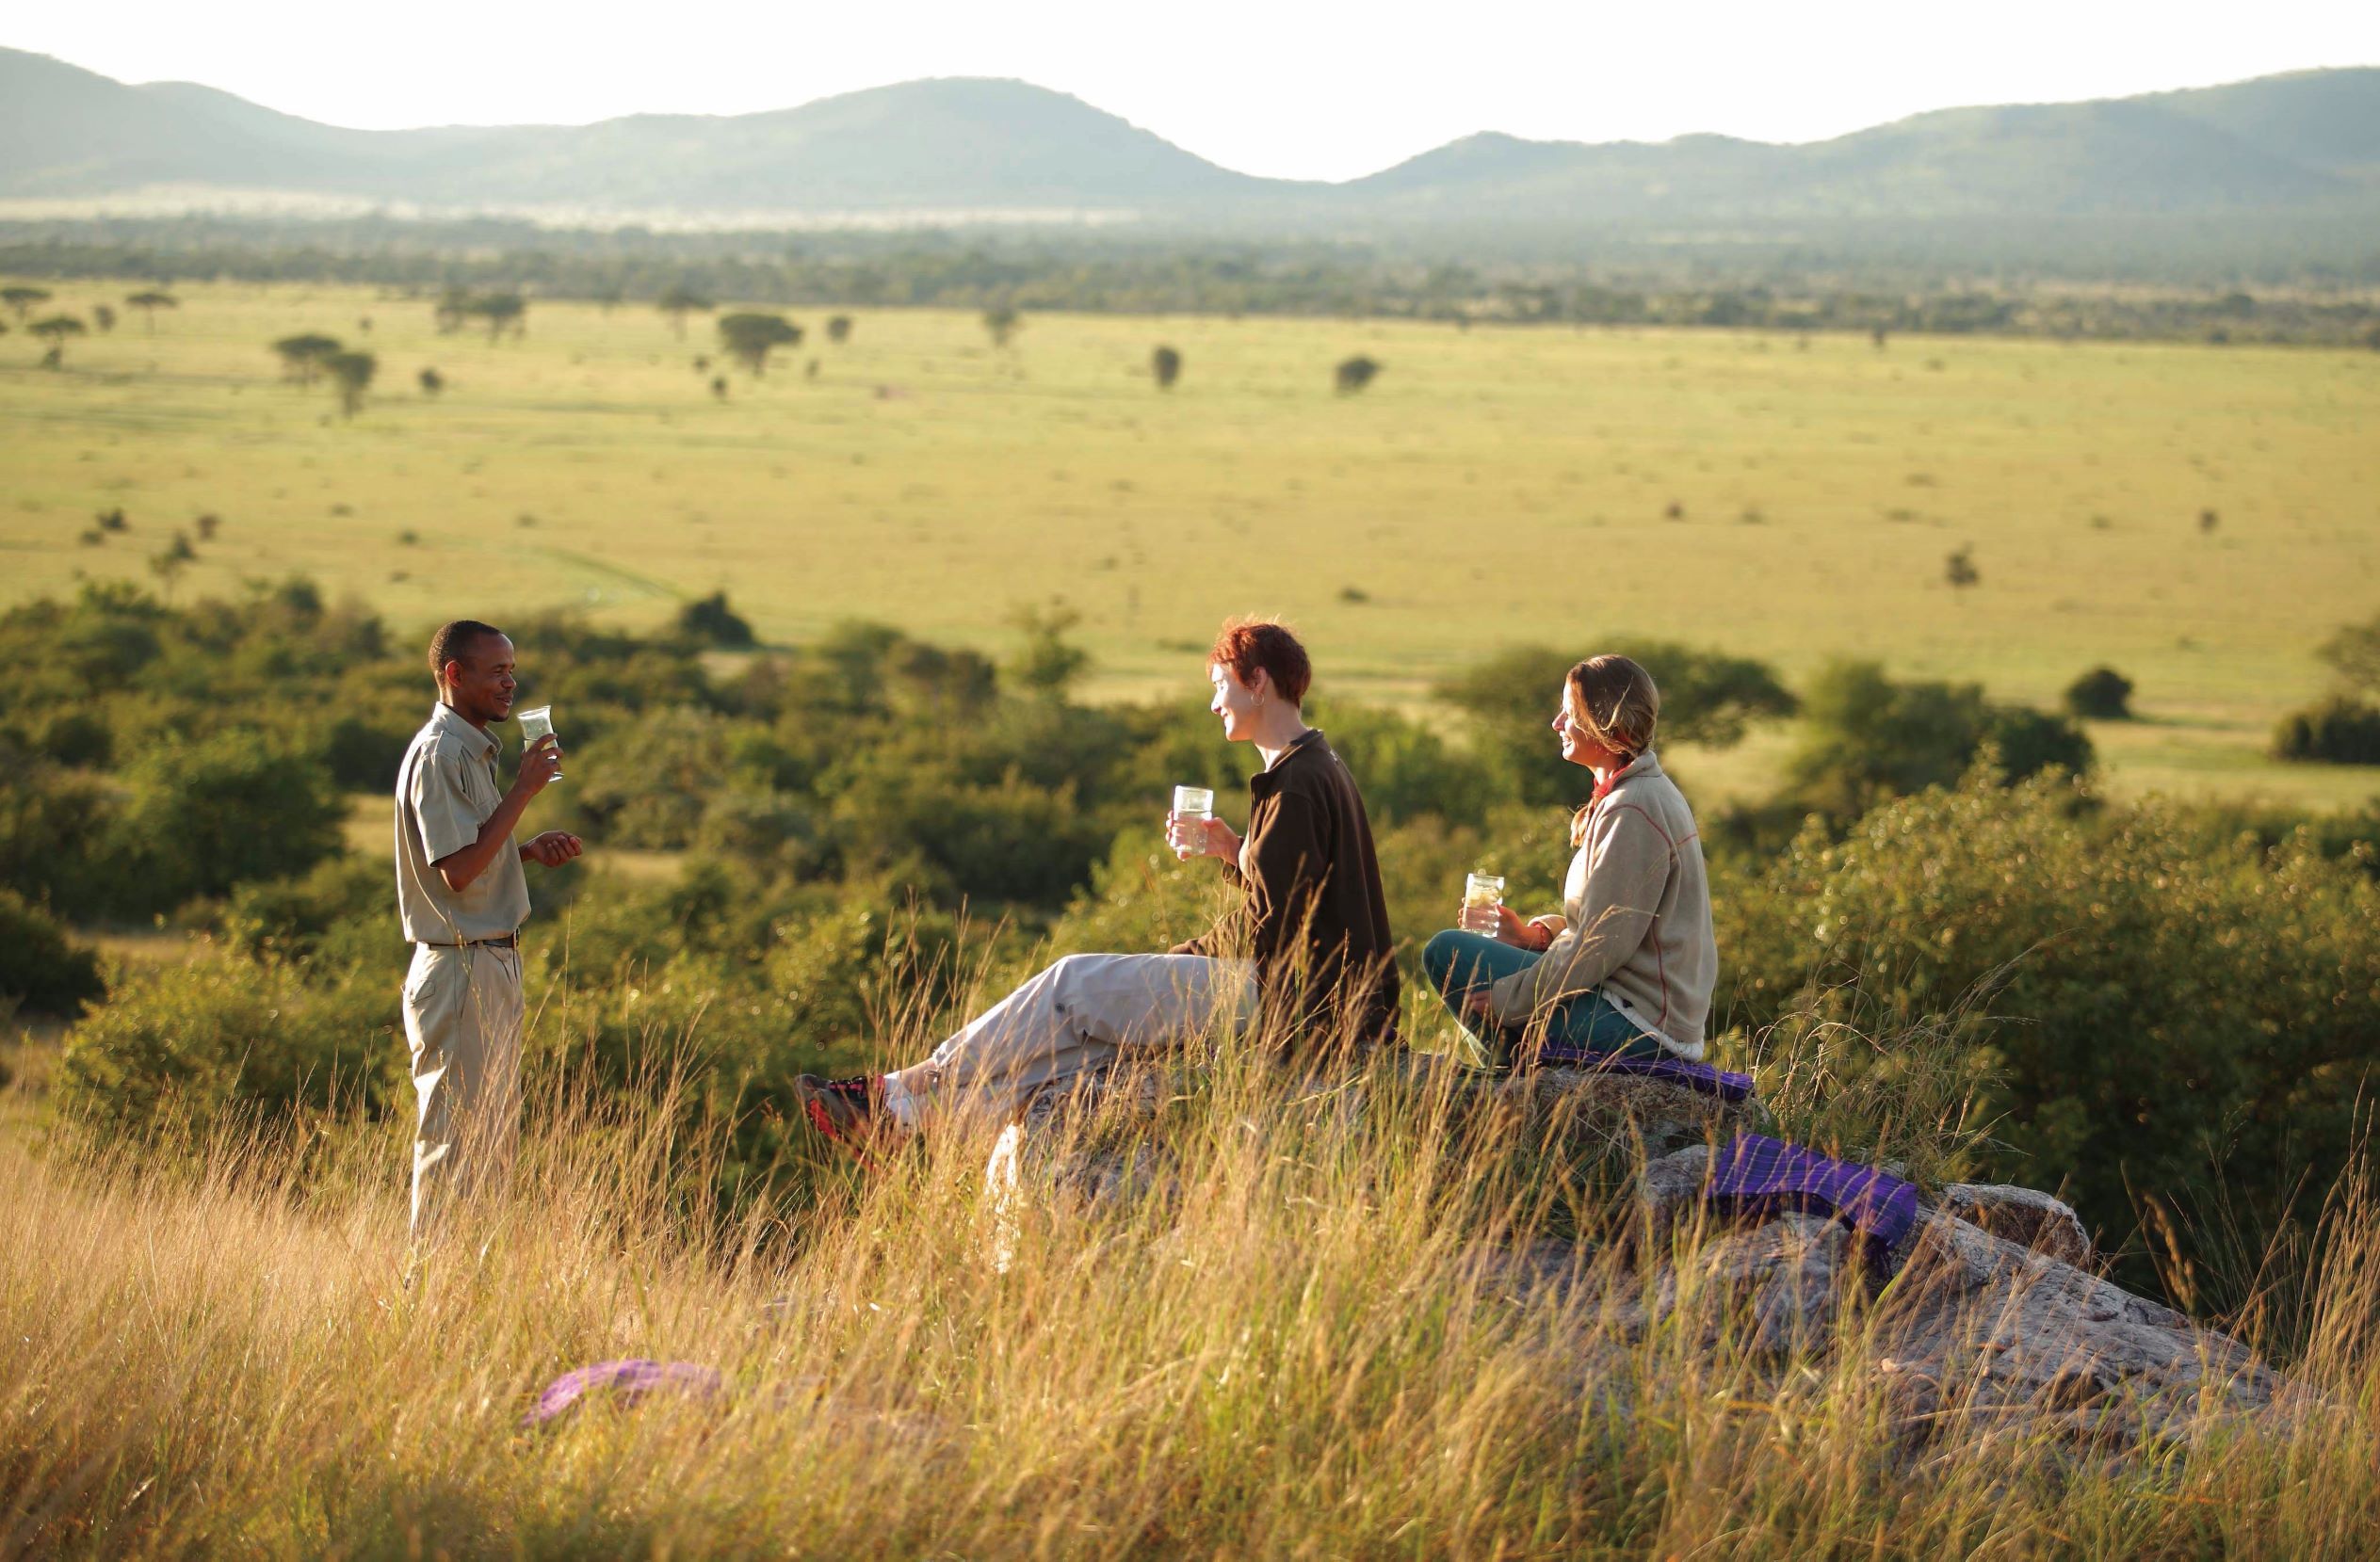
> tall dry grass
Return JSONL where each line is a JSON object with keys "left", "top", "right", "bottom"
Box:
{"left": 8, "top": 1013, "right": 2380, "bottom": 1558}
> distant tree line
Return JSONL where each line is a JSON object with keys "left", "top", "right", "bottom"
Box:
{"left": 3, "top": 219, "right": 2374, "bottom": 347}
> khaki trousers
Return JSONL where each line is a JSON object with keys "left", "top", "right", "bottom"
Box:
{"left": 900, "top": 952, "right": 1257, "bottom": 1125}
{"left": 402, "top": 942, "right": 526, "bottom": 1240}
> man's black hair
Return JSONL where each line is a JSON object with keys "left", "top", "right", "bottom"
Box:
{"left": 428, "top": 620, "right": 506, "bottom": 683}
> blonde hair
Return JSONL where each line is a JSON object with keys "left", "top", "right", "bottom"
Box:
{"left": 1566, "top": 654, "right": 1660, "bottom": 845}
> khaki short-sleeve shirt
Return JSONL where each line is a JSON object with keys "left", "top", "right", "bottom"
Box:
{"left": 395, "top": 703, "right": 530, "bottom": 943}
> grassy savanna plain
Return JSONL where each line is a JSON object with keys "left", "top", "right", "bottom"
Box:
{"left": 2, "top": 280, "right": 2376, "bottom": 809}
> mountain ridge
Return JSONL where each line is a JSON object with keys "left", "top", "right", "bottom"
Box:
{"left": 1, "top": 46, "right": 2373, "bottom": 232}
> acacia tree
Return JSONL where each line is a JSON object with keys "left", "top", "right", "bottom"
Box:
{"left": 272, "top": 333, "right": 343, "bottom": 385}
{"left": 125, "top": 290, "right": 178, "bottom": 333}
{"left": 1152, "top": 345, "right": 1182, "bottom": 389}
{"left": 657, "top": 285, "right": 714, "bottom": 339}
{"left": 149, "top": 531, "right": 197, "bottom": 603}
{"left": 324, "top": 351, "right": 377, "bottom": 417}
{"left": 717, "top": 313, "right": 801, "bottom": 376}
{"left": 469, "top": 293, "right": 527, "bottom": 344}
{"left": 2319, "top": 614, "right": 2380, "bottom": 696}
{"left": 982, "top": 306, "right": 1022, "bottom": 348}
{"left": 31, "top": 314, "right": 86, "bottom": 367}
{"left": 3, "top": 286, "right": 51, "bottom": 322}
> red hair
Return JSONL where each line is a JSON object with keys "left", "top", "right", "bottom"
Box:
{"left": 1209, "top": 617, "right": 1311, "bottom": 705}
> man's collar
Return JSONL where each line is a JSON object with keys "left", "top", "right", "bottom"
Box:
{"left": 431, "top": 701, "right": 500, "bottom": 759}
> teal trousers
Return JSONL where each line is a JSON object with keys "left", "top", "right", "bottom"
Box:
{"left": 1420, "top": 928, "right": 1663, "bottom": 1066}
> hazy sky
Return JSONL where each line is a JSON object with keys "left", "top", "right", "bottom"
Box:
{"left": 15, "top": 1, "right": 2379, "bottom": 182}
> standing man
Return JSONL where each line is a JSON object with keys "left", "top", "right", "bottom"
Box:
{"left": 396, "top": 620, "right": 581, "bottom": 1243}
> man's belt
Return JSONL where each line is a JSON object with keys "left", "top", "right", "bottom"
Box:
{"left": 416, "top": 932, "right": 519, "bottom": 950}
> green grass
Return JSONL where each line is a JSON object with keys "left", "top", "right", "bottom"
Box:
{"left": 5, "top": 280, "right": 2377, "bottom": 808}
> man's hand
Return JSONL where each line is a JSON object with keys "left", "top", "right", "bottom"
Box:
{"left": 511, "top": 734, "right": 563, "bottom": 799}
{"left": 1458, "top": 988, "right": 1498, "bottom": 1021}
{"left": 520, "top": 830, "right": 583, "bottom": 868}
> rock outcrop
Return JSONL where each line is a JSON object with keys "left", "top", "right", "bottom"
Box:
{"left": 1634, "top": 1140, "right": 2280, "bottom": 1447}
{"left": 1935, "top": 1182, "right": 2096, "bottom": 1268}
{"left": 980, "top": 1058, "right": 2285, "bottom": 1454}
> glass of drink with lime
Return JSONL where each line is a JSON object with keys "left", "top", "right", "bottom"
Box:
{"left": 518, "top": 704, "right": 560, "bottom": 780}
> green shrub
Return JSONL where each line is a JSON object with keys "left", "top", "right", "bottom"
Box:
{"left": 1787, "top": 659, "right": 2092, "bottom": 817}
{"left": 674, "top": 591, "right": 755, "bottom": 650}
{"left": 112, "top": 733, "right": 347, "bottom": 911}
{"left": 2274, "top": 696, "right": 2380, "bottom": 765}
{"left": 562, "top": 706, "right": 736, "bottom": 848}
{"left": 832, "top": 763, "right": 1112, "bottom": 909}
{"left": 0, "top": 889, "right": 104, "bottom": 1014}
{"left": 2064, "top": 666, "right": 2135, "bottom": 720}
{"left": 0, "top": 757, "right": 122, "bottom": 919}
{"left": 1720, "top": 767, "right": 2380, "bottom": 1302}
{"left": 219, "top": 855, "right": 393, "bottom": 963}
{"left": 56, "top": 960, "right": 400, "bottom": 1135}
{"left": 1319, "top": 704, "right": 1481, "bottom": 827}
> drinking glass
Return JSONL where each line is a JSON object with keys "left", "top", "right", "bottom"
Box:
{"left": 518, "top": 704, "right": 561, "bottom": 780}
{"left": 1171, "top": 785, "right": 1214, "bottom": 861}
{"left": 1462, "top": 871, "right": 1505, "bottom": 933}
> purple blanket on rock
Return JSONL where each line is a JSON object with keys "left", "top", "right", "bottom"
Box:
{"left": 1706, "top": 1133, "right": 1920, "bottom": 1253}
{"left": 526, "top": 1359, "right": 725, "bottom": 1428}
{"left": 1536, "top": 1046, "right": 1757, "bottom": 1103}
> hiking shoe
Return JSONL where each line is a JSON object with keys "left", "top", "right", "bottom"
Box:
{"left": 793, "top": 1073, "right": 890, "bottom": 1163}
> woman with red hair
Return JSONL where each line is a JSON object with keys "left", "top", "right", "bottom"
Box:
{"left": 796, "top": 618, "right": 1397, "bottom": 1154}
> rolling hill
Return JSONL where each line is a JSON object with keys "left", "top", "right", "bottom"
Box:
{"left": 1, "top": 45, "right": 2373, "bottom": 235}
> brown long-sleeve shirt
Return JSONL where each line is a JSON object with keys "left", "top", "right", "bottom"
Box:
{"left": 1174, "top": 729, "right": 1400, "bottom": 1048}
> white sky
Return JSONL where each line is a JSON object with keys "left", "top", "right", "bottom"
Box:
{"left": 14, "top": 2, "right": 2379, "bottom": 182}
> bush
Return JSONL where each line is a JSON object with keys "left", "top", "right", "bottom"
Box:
{"left": 2274, "top": 696, "right": 2380, "bottom": 765}
{"left": 113, "top": 733, "right": 347, "bottom": 911}
{"left": 675, "top": 591, "right": 755, "bottom": 650}
{"left": 1787, "top": 660, "right": 2091, "bottom": 818}
{"left": 219, "top": 855, "right": 393, "bottom": 964}
{"left": 2064, "top": 666, "right": 2135, "bottom": 720}
{"left": 832, "top": 764, "right": 1112, "bottom": 909}
{"left": 1720, "top": 767, "right": 2380, "bottom": 1303}
{"left": 562, "top": 706, "right": 737, "bottom": 848}
{"left": 1334, "top": 356, "right": 1381, "bottom": 394}
{"left": 0, "top": 889, "right": 104, "bottom": 1014}
{"left": 0, "top": 758, "right": 121, "bottom": 919}
{"left": 56, "top": 960, "right": 400, "bottom": 1136}
{"left": 1316, "top": 704, "right": 1481, "bottom": 827}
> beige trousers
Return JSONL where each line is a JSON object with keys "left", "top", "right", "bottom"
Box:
{"left": 402, "top": 942, "right": 526, "bottom": 1240}
{"left": 895, "top": 952, "right": 1258, "bottom": 1125}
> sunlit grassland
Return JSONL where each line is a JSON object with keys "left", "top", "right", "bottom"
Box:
{"left": 7, "top": 1026, "right": 2380, "bottom": 1558}
{"left": 3, "top": 279, "right": 2375, "bottom": 808}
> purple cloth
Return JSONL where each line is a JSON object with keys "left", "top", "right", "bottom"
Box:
{"left": 1538, "top": 1046, "right": 1757, "bottom": 1103}
{"left": 526, "top": 1359, "right": 725, "bottom": 1428}
{"left": 1706, "top": 1133, "right": 1920, "bottom": 1253}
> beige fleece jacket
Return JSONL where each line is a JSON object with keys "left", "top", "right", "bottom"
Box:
{"left": 1485, "top": 750, "right": 1716, "bottom": 1058}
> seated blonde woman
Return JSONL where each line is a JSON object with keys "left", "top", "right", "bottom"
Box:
{"left": 1422, "top": 653, "right": 1716, "bottom": 1068}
